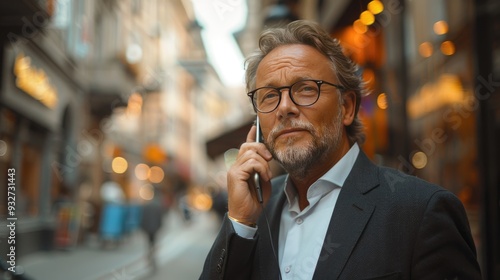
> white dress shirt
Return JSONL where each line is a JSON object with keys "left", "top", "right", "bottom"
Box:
{"left": 230, "top": 143, "right": 360, "bottom": 280}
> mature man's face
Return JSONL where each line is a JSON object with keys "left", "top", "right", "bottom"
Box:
{"left": 255, "top": 44, "right": 348, "bottom": 176}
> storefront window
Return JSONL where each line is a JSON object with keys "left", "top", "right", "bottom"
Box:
{"left": 405, "top": 0, "right": 478, "bottom": 195}
{"left": 19, "top": 143, "right": 42, "bottom": 217}
{"left": 0, "top": 108, "right": 16, "bottom": 217}
{"left": 404, "top": 0, "right": 481, "bottom": 250}
{"left": 0, "top": 108, "right": 46, "bottom": 217}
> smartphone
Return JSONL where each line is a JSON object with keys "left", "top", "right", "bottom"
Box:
{"left": 254, "top": 116, "right": 264, "bottom": 203}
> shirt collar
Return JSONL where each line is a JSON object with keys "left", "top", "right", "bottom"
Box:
{"left": 283, "top": 143, "right": 360, "bottom": 211}
{"left": 317, "top": 142, "right": 360, "bottom": 188}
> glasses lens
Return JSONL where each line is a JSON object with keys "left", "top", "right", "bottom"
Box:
{"left": 254, "top": 88, "right": 280, "bottom": 112}
{"left": 291, "top": 80, "right": 320, "bottom": 106}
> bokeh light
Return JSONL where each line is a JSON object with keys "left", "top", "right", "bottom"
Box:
{"left": 0, "top": 140, "right": 7, "bottom": 157}
{"left": 440, "top": 41, "right": 455, "bottom": 56}
{"left": 377, "top": 93, "right": 388, "bottom": 109}
{"left": 191, "top": 193, "right": 213, "bottom": 211}
{"left": 433, "top": 20, "right": 449, "bottom": 35}
{"left": 135, "top": 163, "right": 150, "bottom": 180}
{"left": 412, "top": 151, "right": 428, "bottom": 169}
{"left": 353, "top": 19, "right": 368, "bottom": 34}
{"left": 111, "top": 157, "right": 128, "bottom": 174}
{"left": 368, "top": 0, "right": 384, "bottom": 15}
{"left": 419, "top": 42, "right": 434, "bottom": 58}
{"left": 139, "top": 183, "right": 155, "bottom": 201}
{"left": 360, "top": 11, "right": 375, "bottom": 25}
{"left": 149, "top": 166, "right": 165, "bottom": 183}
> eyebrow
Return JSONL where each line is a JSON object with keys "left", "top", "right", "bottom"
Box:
{"left": 259, "top": 76, "right": 316, "bottom": 88}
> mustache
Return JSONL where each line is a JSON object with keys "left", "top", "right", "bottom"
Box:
{"left": 268, "top": 119, "right": 315, "bottom": 141}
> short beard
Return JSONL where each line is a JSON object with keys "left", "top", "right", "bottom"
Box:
{"left": 266, "top": 110, "right": 343, "bottom": 178}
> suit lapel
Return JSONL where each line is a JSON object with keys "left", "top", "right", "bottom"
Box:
{"left": 313, "top": 151, "right": 379, "bottom": 279}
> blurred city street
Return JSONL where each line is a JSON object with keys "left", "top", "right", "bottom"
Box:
{"left": 17, "top": 210, "right": 221, "bottom": 280}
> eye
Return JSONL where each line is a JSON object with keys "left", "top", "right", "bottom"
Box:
{"left": 294, "top": 81, "right": 318, "bottom": 95}
{"left": 256, "top": 88, "right": 280, "bottom": 104}
{"left": 300, "top": 85, "right": 316, "bottom": 92}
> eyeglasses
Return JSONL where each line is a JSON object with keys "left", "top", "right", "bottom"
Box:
{"left": 247, "top": 79, "right": 345, "bottom": 113}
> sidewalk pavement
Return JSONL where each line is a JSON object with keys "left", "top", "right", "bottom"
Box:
{"left": 17, "top": 210, "right": 221, "bottom": 280}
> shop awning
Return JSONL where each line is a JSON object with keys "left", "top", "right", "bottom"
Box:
{"left": 205, "top": 120, "right": 254, "bottom": 160}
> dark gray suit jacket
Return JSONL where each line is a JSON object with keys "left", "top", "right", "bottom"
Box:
{"left": 200, "top": 151, "right": 481, "bottom": 279}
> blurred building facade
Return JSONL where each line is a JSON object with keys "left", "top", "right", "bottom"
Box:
{"left": 0, "top": 0, "right": 251, "bottom": 258}
{"left": 0, "top": 0, "right": 91, "bottom": 256}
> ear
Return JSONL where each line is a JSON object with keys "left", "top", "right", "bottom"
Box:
{"left": 341, "top": 91, "right": 356, "bottom": 126}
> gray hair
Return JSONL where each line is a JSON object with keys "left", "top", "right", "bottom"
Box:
{"left": 245, "top": 20, "right": 366, "bottom": 144}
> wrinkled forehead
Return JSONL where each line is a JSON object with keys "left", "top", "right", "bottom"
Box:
{"left": 255, "top": 44, "right": 338, "bottom": 87}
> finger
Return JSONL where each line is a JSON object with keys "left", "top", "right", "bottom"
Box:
{"left": 239, "top": 142, "right": 273, "bottom": 163}
{"left": 246, "top": 124, "right": 257, "bottom": 143}
{"left": 238, "top": 149, "right": 273, "bottom": 181}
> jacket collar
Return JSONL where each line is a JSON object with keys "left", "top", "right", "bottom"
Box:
{"left": 312, "top": 150, "right": 379, "bottom": 279}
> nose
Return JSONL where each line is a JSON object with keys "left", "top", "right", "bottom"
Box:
{"left": 275, "top": 88, "right": 299, "bottom": 119}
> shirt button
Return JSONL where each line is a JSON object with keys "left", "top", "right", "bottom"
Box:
{"left": 296, "top": 218, "right": 303, "bottom": 224}
{"left": 285, "top": 265, "right": 291, "bottom": 273}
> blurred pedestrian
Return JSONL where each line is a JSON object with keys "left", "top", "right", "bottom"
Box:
{"left": 140, "top": 189, "right": 165, "bottom": 271}
{"left": 178, "top": 193, "right": 192, "bottom": 223}
{"left": 99, "top": 175, "right": 126, "bottom": 247}
{"left": 100, "top": 176, "right": 125, "bottom": 204}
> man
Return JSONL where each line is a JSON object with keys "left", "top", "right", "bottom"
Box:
{"left": 200, "top": 20, "right": 481, "bottom": 280}
{"left": 140, "top": 191, "right": 164, "bottom": 271}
